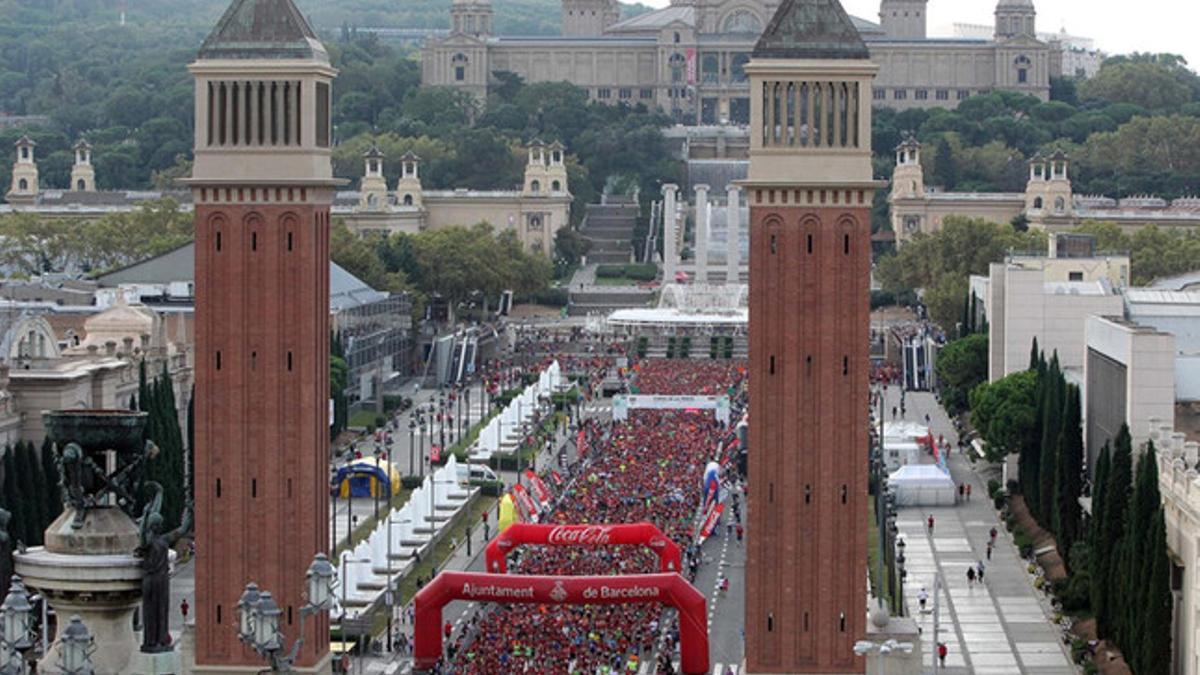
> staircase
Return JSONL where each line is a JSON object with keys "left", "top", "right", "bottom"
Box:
{"left": 582, "top": 201, "right": 638, "bottom": 264}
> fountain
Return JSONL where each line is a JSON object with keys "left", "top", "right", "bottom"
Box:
{"left": 15, "top": 410, "right": 183, "bottom": 675}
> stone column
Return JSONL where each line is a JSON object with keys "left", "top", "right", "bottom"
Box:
{"left": 726, "top": 184, "right": 740, "bottom": 284}
{"left": 662, "top": 183, "right": 678, "bottom": 283}
{"left": 694, "top": 184, "right": 710, "bottom": 284}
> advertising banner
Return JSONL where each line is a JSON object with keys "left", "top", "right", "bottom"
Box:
{"left": 525, "top": 470, "right": 552, "bottom": 505}
{"left": 612, "top": 395, "right": 730, "bottom": 423}
{"left": 486, "top": 522, "right": 681, "bottom": 573}
{"left": 697, "top": 502, "right": 724, "bottom": 543}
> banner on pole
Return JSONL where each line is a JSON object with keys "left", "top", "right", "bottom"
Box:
{"left": 697, "top": 503, "right": 724, "bottom": 543}
{"left": 612, "top": 395, "right": 730, "bottom": 424}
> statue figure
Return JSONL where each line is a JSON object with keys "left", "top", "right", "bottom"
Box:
{"left": 0, "top": 508, "right": 12, "bottom": 606}
{"left": 137, "top": 484, "right": 192, "bottom": 653}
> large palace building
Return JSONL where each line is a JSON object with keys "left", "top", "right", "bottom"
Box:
{"left": 423, "top": 0, "right": 1058, "bottom": 124}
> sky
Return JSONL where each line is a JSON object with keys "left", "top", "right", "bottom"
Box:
{"left": 637, "top": 0, "right": 1200, "bottom": 69}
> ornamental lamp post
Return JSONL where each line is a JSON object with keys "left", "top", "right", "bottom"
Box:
{"left": 237, "top": 554, "right": 337, "bottom": 672}
{"left": 0, "top": 577, "right": 34, "bottom": 675}
{"left": 236, "top": 583, "right": 261, "bottom": 645}
{"left": 57, "top": 616, "right": 95, "bottom": 675}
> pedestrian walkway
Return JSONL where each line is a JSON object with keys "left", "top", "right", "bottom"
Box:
{"left": 887, "top": 389, "right": 1074, "bottom": 675}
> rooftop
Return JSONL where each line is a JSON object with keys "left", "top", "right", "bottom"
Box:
{"left": 753, "top": 0, "right": 872, "bottom": 60}
{"left": 197, "top": 0, "right": 328, "bottom": 62}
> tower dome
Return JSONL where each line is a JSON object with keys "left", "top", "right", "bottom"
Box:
{"left": 995, "top": 0, "right": 1036, "bottom": 38}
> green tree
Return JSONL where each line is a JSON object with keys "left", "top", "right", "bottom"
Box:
{"left": 932, "top": 137, "right": 957, "bottom": 188}
{"left": 1037, "top": 355, "right": 1064, "bottom": 525}
{"left": 17, "top": 442, "right": 47, "bottom": 545}
{"left": 1089, "top": 442, "right": 1112, "bottom": 621}
{"left": 1079, "top": 61, "right": 1193, "bottom": 109}
{"left": 875, "top": 216, "right": 1045, "bottom": 329}
{"left": 968, "top": 370, "right": 1038, "bottom": 462}
{"left": 1, "top": 448, "right": 28, "bottom": 546}
{"left": 1097, "top": 425, "right": 1133, "bottom": 639}
{"left": 139, "top": 361, "right": 186, "bottom": 530}
{"left": 1140, "top": 506, "right": 1173, "bottom": 674}
{"left": 1121, "top": 444, "right": 1162, "bottom": 661}
{"left": 1053, "top": 384, "right": 1083, "bottom": 566}
{"left": 935, "top": 333, "right": 988, "bottom": 414}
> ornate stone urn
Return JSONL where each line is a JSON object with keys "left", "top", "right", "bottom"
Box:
{"left": 15, "top": 410, "right": 152, "bottom": 674}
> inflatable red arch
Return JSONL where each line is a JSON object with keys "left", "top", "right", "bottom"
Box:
{"left": 485, "top": 522, "right": 682, "bottom": 573}
{"left": 413, "top": 571, "right": 710, "bottom": 674}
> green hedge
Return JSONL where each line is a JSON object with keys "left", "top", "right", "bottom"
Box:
{"left": 401, "top": 475, "right": 423, "bottom": 489}
{"left": 596, "top": 263, "right": 658, "bottom": 281}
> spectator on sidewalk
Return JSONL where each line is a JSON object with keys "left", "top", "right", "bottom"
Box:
{"left": 938, "top": 642, "right": 948, "bottom": 667}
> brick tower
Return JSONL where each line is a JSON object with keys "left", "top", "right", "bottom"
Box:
{"left": 186, "top": 0, "right": 338, "bottom": 671}
{"left": 743, "top": 0, "right": 880, "bottom": 672}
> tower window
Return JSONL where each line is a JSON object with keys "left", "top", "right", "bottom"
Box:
{"left": 804, "top": 485, "right": 811, "bottom": 504}
{"left": 217, "top": 605, "right": 222, "bottom": 624}
{"left": 77, "top": 179, "right": 85, "bottom": 191}
{"left": 767, "top": 614, "right": 774, "bottom": 632}
{"left": 769, "top": 483, "right": 774, "bottom": 503}
{"left": 251, "top": 351, "right": 257, "bottom": 369}
{"left": 251, "top": 232, "right": 257, "bottom": 251}
{"left": 844, "top": 234, "right": 850, "bottom": 255}
{"left": 287, "top": 351, "right": 293, "bottom": 371}
{"left": 316, "top": 82, "right": 331, "bottom": 148}
{"left": 18, "top": 179, "right": 27, "bottom": 191}
{"left": 216, "top": 478, "right": 222, "bottom": 497}
{"left": 216, "top": 231, "right": 222, "bottom": 251}
{"left": 840, "top": 613, "right": 846, "bottom": 632}
{"left": 287, "top": 232, "right": 293, "bottom": 251}
{"left": 841, "top": 484, "right": 848, "bottom": 504}
{"left": 251, "top": 478, "right": 257, "bottom": 498}
{"left": 215, "top": 351, "right": 222, "bottom": 370}
{"left": 843, "top": 355, "right": 848, "bottom": 375}
{"left": 807, "top": 234, "right": 813, "bottom": 254}
{"left": 770, "top": 234, "right": 776, "bottom": 254}
{"left": 769, "top": 355, "right": 775, "bottom": 374}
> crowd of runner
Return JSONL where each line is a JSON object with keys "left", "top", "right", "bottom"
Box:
{"left": 439, "top": 360, "right": 746, "bottom": 674}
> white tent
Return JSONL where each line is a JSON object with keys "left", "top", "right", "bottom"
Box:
{"left": 888, "top": 464, "right": 956, "bottom": 506}
{"left": 882, "top": 440, "right": 921, "bottom": 471}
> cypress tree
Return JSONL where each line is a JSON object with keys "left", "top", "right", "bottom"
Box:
{"left": 1036, "top": 356, "right": 1064, "bottom": 524}
{"left": 1140, "top": 507, "right": 1173, "bottom": 674}
{"left": 141, "top": 364, "right": 185, "bottom": 530}
{"left": 1029, "top": 336, "right": 1040, "bottom": 372}
{"left": 2, "top": 449, "right": 28, "bottom": 546}
{"left": 1089, "top": 443, "right": 1111, "bottom": 619}
{"left": 1122, "top": 445, "right": 1162, "bottom": 660}
{"left": 39, "top": 437, "right": 61, "bottom": 526}
{"left": 18, "top": 442, "right": 46, "bottom": 545}
{"left": 187, "top": 385, "right": 195, "bottom": 500}
{"left": 1098, "top": 425, "right": 1133, "bottom": 640}
{"left": 1022, "top": 353, "right": 1046, "bottom": 507}
{"left": 1054, "top": 384, "right": 1083, "bottom": 567}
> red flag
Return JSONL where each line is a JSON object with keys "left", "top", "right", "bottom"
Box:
{"left": 697, "top": 503, "right": 724, "bottom": 544}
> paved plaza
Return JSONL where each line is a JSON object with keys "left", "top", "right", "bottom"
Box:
{"left": 888, "top": 388, "right": 1075, "bottom": 674}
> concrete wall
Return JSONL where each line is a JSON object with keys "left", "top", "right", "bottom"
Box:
{"left": 1156, "top": 436, "right": 1200, "bottom": 675}
{"left": 1084, "top": 316, "right": 1176, "bottom": 459}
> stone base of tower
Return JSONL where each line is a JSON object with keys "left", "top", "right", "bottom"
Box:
{"left": 184, "top": 653, "right": 332, "bottom": 675}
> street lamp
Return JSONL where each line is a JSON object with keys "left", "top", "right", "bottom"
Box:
{"left": 57, "top": 616, "right": 94, "bottom": 675}
{"left": 0, "top": 577, "right": 34, "bottom": 675}
{"left": 236, "top": 553, "right": 336, "bottom": 672}
{"left": 853, "top": 639, "right": 913, "bottom": 675}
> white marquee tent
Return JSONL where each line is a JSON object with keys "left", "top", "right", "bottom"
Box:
{"left": 888, "top": 464, "right": 956, "bottom": 506}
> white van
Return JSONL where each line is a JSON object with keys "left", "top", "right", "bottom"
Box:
{"left": 456, "top": 462, "right": 499, "bottom": 485}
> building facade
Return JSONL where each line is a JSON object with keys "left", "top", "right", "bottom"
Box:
{"left": 890, "top": 140, "right": 1200, "bottom": 245}
{"left": 186, "top": 0, "right": 333, "bottom": 670}
{"left": 338, "top": 141, "right": 571, "bottom": 254}
{"left": 743, "top": 0, "right": 875, "bottom": 671}
{"left": 1, "top": 139, "right": 569, "bottom": 258}
{"left": 423, "top": 0, "right": 1058, "bottom": 125}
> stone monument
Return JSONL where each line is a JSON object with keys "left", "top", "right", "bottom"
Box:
{"left": 14, "top": 410, "right": 183, "bottom": 675}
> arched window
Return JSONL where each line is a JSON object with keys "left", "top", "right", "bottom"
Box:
{"left": 552, "top": 180, "right": 562, "bottom": 192}
{"left": 1054, "top": 196, "right": 1066, "bottom": 213}
{"left": 1014, "top": 55, "right": 1031, "bottom": 84}
{"left": 403, "top": 194, "right": 413, "bottom": 206}
{"left": 723, "top": 10, "right": 763, "bottom": 34}
{"left": 668, "top": 53, "right": 686, "bottom": 84}
{"left": 530, "top": 180, "right": 541, "bottom": 194}
{"left": 1033, "top": 197, "right": 1043, "bottom": 209}
{"left": 453, "top": 53, "right": 469, "bottom": 82}
{"left": 367, "top": 193, "right": 378, "bottom": 208}
{"left": 17, "top": 179, "right": 27, "bottom": 191}
{"left": 77, "top": 179, "right": 85, "bottom": 191}
{"left": 529, "top": 215, "right": 543, "bottom": 229}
